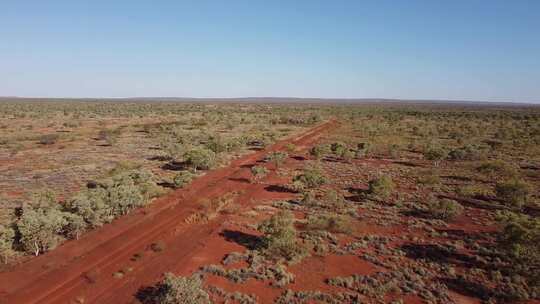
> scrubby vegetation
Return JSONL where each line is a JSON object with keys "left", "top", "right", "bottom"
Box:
{"left": 2, "top": 100, "right": 540, "bottom": 303}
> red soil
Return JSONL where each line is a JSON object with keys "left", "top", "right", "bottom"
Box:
{"left": 0, "top": 120, "right": 336, "bottom": 304}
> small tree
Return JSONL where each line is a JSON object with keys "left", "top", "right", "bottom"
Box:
{"left": 368, "top": 175, "right": 395, "bottom": 199}
{"left": 250, "top": 165, "right": 268, "bottom": 183}
{"left": 185, "top": 148, "right": 216, "bottom": 172}
{"left": 0, "top": 224, "right": 15, "bottom": 264}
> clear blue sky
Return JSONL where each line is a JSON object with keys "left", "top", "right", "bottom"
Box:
{"left": 1, "top": 1, "right": 539, "bottom": 102}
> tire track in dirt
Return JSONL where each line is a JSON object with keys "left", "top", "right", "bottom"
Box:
{"left": 0, "top": 120, "right": 335, "bottom": 304}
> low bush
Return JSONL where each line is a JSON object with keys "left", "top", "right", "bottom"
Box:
{"left": 0, "top": 224, "right": 15, "bottom": 263}
{"left": 266, "top": 151, "right": 288, "bottom": 168}
{"left": 259, "top": 211, "right": 307, "bottom": 263}
{"left": 497, "top": 212, "right": 540, "bottom": 287}
{"left": 495, "top": 178, "right": 532, "bottom": 209}
{"left": 292, "top": 164, "right": 327, "bottom": 190}
{"left": 153, "top": 273, "right": 210, "bottom": 304}
{"left": 173, "top": 171, "right": 194, "bottom": 189}
{"left": 250, "top": 165, "right": 268, "bottom": 183}
{"left": 309, "top": 144, "right": 330, "bottom": 160}
{"left": 184, "top": 147, "right": 216, "bottom": 172}
{"left": 447, "top": 145, "right": 484, "bottom": 161}
{"left": 427, "top": 198, "right": 464, "bottom": 220}
{"left": 368, "top": 175, "right": 395, "bottom": 199}
{"left": 477, "top": 160, "right": 518, "bottom": 178}
{"left": 321, "top": 189, "right": 346, "bottom": 210}
{"left": 424, "top": 147, "right": 448, "bottom": 166}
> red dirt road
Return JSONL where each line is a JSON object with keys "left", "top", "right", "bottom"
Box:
{"left": 0, "top": 120, "right": 336, "bottom": 304}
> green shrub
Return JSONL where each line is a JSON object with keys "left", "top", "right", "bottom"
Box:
{"left": 155, "top": 273, "right": 210, "bottom": 304}
{"left": 107, "top": 176, "right": 147, "bottom": 216}
{"left": 18, "top": 202, "right": 69, "bottom": 256}
{"left": 321, "top": 189, "right": 346, "bottom": 210}
{"left": 250, "top": 165, "right": 268, "bottom": 183}
{"left": 69, "top": 169, "right": 159, "bottom": 227}
{"left": 0, "top": 224, "right": 15, "bottom": 263}
{"left": 292, "top": 164, "right": 327, "bottom": 190}
{"left": 68, "top": 188, "right": 114, "bottom": 228}
{"left": 63, "top": 213, "right": 87, "bottom": 240}
{"left": 456, "top": 184, "right": 492, "bottom": 198}
{"left": 497, "top": 212, "right": 540, "bottom": 286}
{"left": 477, "top": 160, "right": 518, "bottom": 177}
{"left": 424, "top": 147, "right": 448, "bottom": 166}
{"left": 428, "top": 198, "right": 464, "bottom": 220}
{"left": 299, "top": 191, "right": 318, "bottom": 207}
{"left": 309, "top": 144, "right": 329, "bottom": 160}
{"left": 368, "top": 175, "right": 395, "bottom": 199}
{"left": 447, "top": 145, "right": 483, "bottom": 161}
{"left": 330, "top": 142, "right": 348, "bottom": 157}
{"left": 259, "top": 211, "right": 307, "bottom": 262}
{"left": 185, "top": 148, "right": 216, "bottom": 172}
{"left": 266, "top": 151, "right": 288, "bottom": 168}
{"left": 495, "top": 179, "right": 532, "bottom": 209}
{"left": 417, "top": 171, "right": 441, "bottom": 186}
{"left": 173, "top": 171, "right": 195, "bottom": 188}
{"left": 205, "top": 135, "right": 227, "bottom": 154}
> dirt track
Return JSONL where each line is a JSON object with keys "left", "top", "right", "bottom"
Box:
{"left": 0, "top": 120, "right": 336, "bottom": 304}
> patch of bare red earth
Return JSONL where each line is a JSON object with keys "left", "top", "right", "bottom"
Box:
{"left": 0, "top": 121, "right": 337, "bottom": 304}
